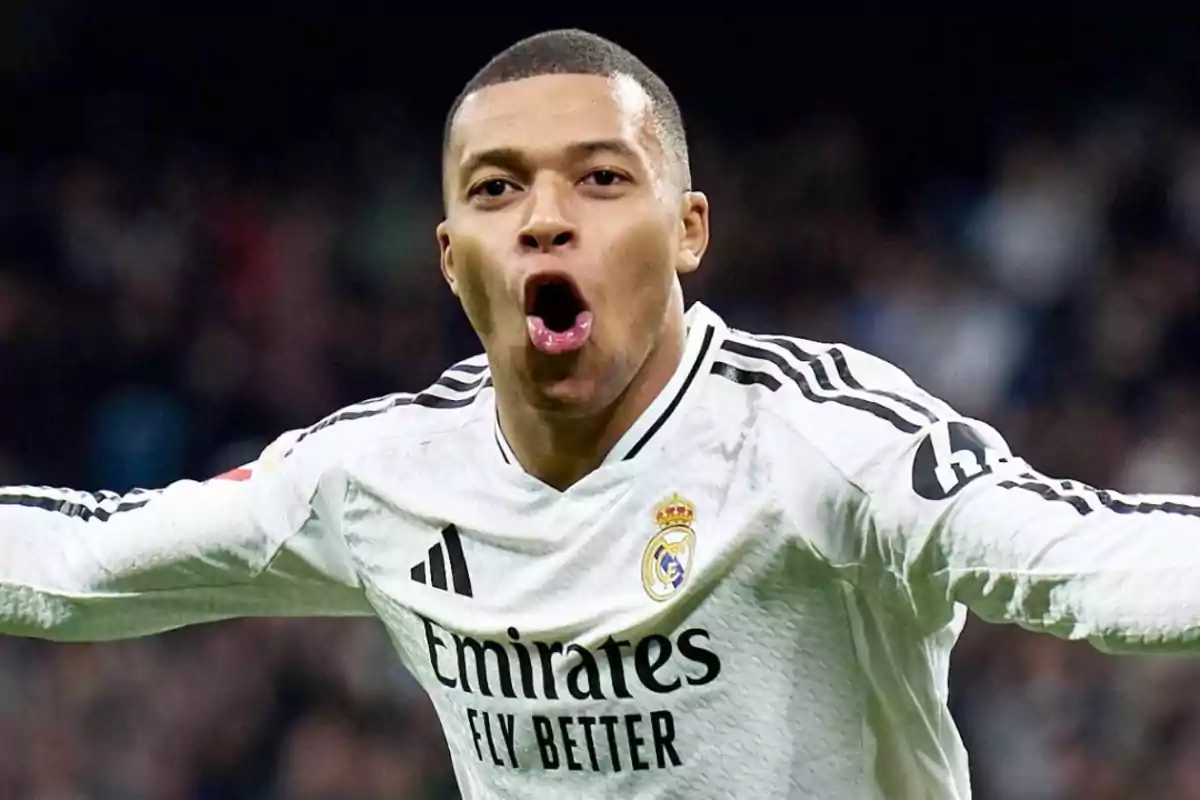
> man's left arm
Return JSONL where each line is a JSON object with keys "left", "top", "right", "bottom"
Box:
{"left": 862, "top": 416, "right": 1200, "bottom": 653}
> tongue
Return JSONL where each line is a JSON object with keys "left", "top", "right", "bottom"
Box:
{"left": 526, "top": 310, "right": 594, "bottom": 355}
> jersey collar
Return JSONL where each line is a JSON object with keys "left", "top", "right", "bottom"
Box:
{"left": 494, "top": 302, "right": 721, "bottom": 470}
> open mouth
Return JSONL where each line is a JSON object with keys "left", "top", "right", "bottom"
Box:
{"left": 523, "top": 273, "right": 594, "bottom": 355}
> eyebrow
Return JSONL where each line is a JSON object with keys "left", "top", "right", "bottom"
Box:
{"left": 457, "top": 139, "right": 641, "bottom": 186}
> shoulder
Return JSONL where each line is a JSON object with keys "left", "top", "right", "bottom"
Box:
{"left": 269, "top": 353, "right": 493, "bottom": 476}
{"left": 706, "top": 325, "right": 960, "bottom": 479}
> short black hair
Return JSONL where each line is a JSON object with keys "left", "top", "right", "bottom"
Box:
{"left": 443, "top": 28, "right": 691, "bottom": 190}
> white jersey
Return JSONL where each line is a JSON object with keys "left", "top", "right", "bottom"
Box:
{"left": 4, "top": 301, "right": 1200, "bottom": 799}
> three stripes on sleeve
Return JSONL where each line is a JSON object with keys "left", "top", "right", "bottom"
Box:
{"left": 710, "top": 331, "right": 1200, "bottom": 519}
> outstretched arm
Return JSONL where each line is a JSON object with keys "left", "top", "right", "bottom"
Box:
{"left": 865, "top": 416, "right": 1200, "bottom": 653}
{"left": 0, "top": 428, "right": 371, "bottom": 642}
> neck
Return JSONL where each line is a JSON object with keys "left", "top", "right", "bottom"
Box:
{"left": 497, "top": 297, "right": 688, "bottom": 491}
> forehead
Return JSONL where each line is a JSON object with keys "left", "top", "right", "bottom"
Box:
{"left": 448, "top": 73, "right": 659, "bottom": 166}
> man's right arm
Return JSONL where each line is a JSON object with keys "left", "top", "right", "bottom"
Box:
{"left": 0, "top": 426, "right": 372, "bottom": 642}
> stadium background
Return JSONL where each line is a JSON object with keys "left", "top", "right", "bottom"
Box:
{"left": 3, "top": 6, "right": 1200, "bottom": 798}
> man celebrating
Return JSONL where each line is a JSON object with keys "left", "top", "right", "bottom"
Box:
{"left": 3, "top": 28, "right": 1200, "bottom": 800}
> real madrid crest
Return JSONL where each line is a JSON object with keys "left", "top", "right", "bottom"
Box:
{"left": 641, "top": 494, "right": 697, "bottom": 602}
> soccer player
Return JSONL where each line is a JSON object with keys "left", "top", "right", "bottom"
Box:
{"left": 3, "top": 27, "right": 1200, "bottom": 800}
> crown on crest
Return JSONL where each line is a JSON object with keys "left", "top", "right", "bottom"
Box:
{"left": 654, "top": 495, "right": 695, "bottom": 529}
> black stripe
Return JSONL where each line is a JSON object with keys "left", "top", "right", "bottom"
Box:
{"left": 720, "top": 339, "right": 922, "bottom": 434}
{"left": 411, "top": 391, "right": 484, "bottom": 410}
{"left": 436, "top": 374, "right": 486, "bottom": 393}
{"left": 442, "top": 524, "right": 474, "bottom": 598}
{"left": 754, "top": 335, "right": 837, "bottom": 392}
{"left": 997, "top": 480, "right": 1094, "bottom": 516}
{"left": 321, "top": 363, "right": 487, "bottom": 418}
{"left": 288, "top": 375, "right": 492, "bottom": 452}
{"left": 826, "top": 347, "right": 939, "bottom": 424}
{"left": 495, "top": 429, "right": 510, "bottom": 464}
{"left": 1001, "top": 476, "right": 1200, "bottom": 518}
{"left": 1102, "top": 497, "right": 1200, "bottom": 517}
{"left": 0, "top": 492, "right": 153, "bottom": 522}
{"left": 451, "top": 362, "right": 489, "bottom": 375}
{"left": 428, "top": 543, "right": 447, "bottom": 591}
{"left": 710, "top": 361, "right": 782, "bottom": 391}
{"left": 410, "top": 561, "right": 427, "bottom": 584}
{"left": 624, "top": 325, "right": 715, "bottom": 460}
{"left": 756, "top": 335, "right": 938, "bottom": 425}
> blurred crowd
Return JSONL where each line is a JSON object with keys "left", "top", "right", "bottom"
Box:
{"left": 4, "top": 86, "right": 1200, "bottom": 798}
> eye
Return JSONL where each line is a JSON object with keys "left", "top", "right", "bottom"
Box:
{"left": 469, "top": 178, "right": 518, "bottom": 200}
{"left": 581, "top": 169, "right": 627, "bottom": 188}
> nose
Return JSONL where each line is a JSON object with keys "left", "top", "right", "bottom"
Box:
{"left": 518, "top": 182, "right": 577, "bottom": 253}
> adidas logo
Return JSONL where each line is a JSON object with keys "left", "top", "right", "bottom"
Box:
{"left": 410, "top": 524, "right": 473, "bottom": 597}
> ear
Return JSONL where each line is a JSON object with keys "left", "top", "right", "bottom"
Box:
{"left": 436, "top": 220, "right": 459, "bottom": 296}
{"left": 676, "top": 191, "right": 710, "bottom": 275}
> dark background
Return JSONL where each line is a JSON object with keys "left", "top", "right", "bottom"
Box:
{"left": 3, "top": 6, "right": 1200, "bottom": 798}
{"left": 10, "top": 11, "right": 1200, "bottom": 201}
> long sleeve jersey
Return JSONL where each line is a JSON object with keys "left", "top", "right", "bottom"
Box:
{"left": 3, "top": 302, "right": 1200, "bottom": 799}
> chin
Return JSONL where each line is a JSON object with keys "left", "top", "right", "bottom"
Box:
{"left": 511, "top": 339, "right": 628, "bottom": 416}
{"left": 522, "top": 374, "right": 606, "bottom": 416}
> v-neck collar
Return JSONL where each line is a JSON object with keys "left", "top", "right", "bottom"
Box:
{"left": 493, "top": 302, "right": 721, "bottom": 478}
